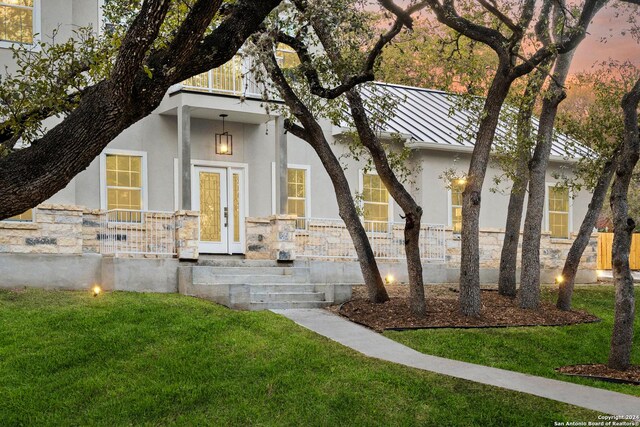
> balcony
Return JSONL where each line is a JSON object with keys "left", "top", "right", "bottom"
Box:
{"left": 171, "top": 47, "right": 297, "bottom": 99}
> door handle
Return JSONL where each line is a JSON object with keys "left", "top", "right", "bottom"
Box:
{"left": 224, "top": 207, "right": 228, "bottom": 227}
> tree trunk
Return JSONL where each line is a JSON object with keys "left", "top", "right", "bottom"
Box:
{"left": 608, "top": 78, "right": 640, "bottom": 371}
{"left": 556, "top": 155, "right": 616, "bottom": 310}
{"left": 346, "top": 90, "right": 426, "bottom": 316}
{"left": 0, "top": 0, "right": 284, "bottom": 219}
{"left": 307, "top": 128, "right": 390, "bottom": 303}
{"left": 459, "top": 68, "right": 512, "bottom": 316}
{"left": 262, "top": 46, "right": 389, "bottom": 303}
{"left": 519, "top": 50, "right": 575, "bottom": 309}
{"left": 498, "top": 67, "right": 547, "bottom": 297}
{"left": 498, "top": 161, "right": 529, "bottom": 297}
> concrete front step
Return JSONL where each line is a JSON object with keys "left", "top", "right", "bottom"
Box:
{"left": 248, "top": 283, "right": 316, "bottom": 293}
{"left": 196, "top": 257, "right": 289, "bottom": 268}
{"left": 249, "top": 301, "right": 334, "bottom": 310}
{"left": 251, "top": 291, "right": 326, "bottom": 303}
{"left": 192, "top": 266, "right": 309, "bottom": 276}
{"left": 192, "top": 273, "right": 306, "bottom": 285}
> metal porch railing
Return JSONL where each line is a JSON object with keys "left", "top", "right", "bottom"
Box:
{"left": 99, "top": 210, "right": 177, "bottom": 257}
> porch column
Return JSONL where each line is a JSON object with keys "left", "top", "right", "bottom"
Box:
{"left": 274, "top": 116, "right": 288, "bottom": 215}
{"left": 178, "top": 105, "right": 192, "bottom": 210}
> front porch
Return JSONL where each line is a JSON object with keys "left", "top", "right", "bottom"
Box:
{"left": 0, "top": 204, "right": 597, "bottom": 289}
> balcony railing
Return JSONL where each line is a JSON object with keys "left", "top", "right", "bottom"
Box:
{"left": 180, "top": 56, "right": 263, "bottom": 97}
{"left": 99, "top": 210, "right": 177, "bottom": 257}
{"left": 175, "top": 48, "right": 296, "bottom": 99}
{"left": 294, "top": 218, "right": 446, "bottom": 262}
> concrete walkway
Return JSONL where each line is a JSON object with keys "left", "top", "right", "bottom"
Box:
{"left": 272, "top": 308, "right": 640, "bottom": 416}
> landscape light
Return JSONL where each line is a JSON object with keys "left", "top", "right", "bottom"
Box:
{"left": 385, "top": 274, "right": 395, "bottom": 285}
{"left": 555, "top": 275, "right": 564, "bottom": 284}
{"left": 92, "top": 285, "right": 102, "bottom": 297}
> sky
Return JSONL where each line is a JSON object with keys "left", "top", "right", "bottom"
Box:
{"left": 375, "top": 1, "right": 639, "bottom": 75}
{"left": 571, "top": 5, "right": 639, "bottom": 73}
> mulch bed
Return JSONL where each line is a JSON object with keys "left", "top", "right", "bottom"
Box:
{"left": 330, "top": 285, "right": 600, "bottom": 332}
{"left": 556, "top": 364, "right": 640, "bottom": 385}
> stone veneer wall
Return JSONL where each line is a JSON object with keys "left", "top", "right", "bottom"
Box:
{"left": 175, "top": 211, "right": 199, "bottom": 260}
{"left": 0, "top": 205, "right": 199, "bottom": 259}
{"left": 0, "top": 206, "right": 597, "bottom": 284}
{"left": 290, "top": 222, "right": 598, "bottom": 277}
{"left": 246, "top": 215, "right": 297, "bottom": 261}
{"left": 0, "top": 205, "right": 84, "bottom": 254}
{"left": 445, "top": 228, "right": 598, "bottom": 271}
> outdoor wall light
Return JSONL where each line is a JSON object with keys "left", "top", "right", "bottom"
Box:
{"left": 215, "top": 113, "right": 233, "bottom": 155}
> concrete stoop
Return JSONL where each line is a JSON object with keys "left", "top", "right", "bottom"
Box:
{"left": 178, "top": 258, "right": 351, "bottom": 310}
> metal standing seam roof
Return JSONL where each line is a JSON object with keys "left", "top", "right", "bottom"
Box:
{"left": 354, "top": 82, "right": 591, "bottom": 159}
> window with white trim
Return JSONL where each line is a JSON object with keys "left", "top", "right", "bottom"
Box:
{"left": 287, "top": 168, "right": 307, "bottom": 229}
{"left": 271, "top": 163, "right": 310, "bottom": 229}
{"left": 0, "top": 0, "right": 36, "bottom": 44}
{"left": 101, "top": 150, "right": 147, "bottom": 222}
{"left": 450, "top": 180, "right": 464, "bottom": 234}
{"left": 547, "top": 185, "right": 570, "bottom": 239}
{"left": 362, "top": 172, "right": 390, "bottom": 233}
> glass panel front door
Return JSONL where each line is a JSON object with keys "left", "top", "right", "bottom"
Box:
{"left": 192, "top": 166, "right": 245, "bottom": 254}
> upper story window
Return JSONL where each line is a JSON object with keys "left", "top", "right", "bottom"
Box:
{"left": 361, "top": 172, "right": 390, "bottom": 233}
{"left": 276, "top": 43, "right": 299, "bottom": 69}
{"left": 0, "top": 0, "right": 37, "bottom": 45}
{"left": 450, "top": 179, "right": 465, "bottom": 234}
{"left": 547, "top": 186, "right": 570, "bottom": 239}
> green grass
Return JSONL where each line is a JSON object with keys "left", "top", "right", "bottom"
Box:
{"left": 0, "top": 289, "right": 601, "bottom": 426}
{"left": 385, "top": 285, "right": 640, "bottom": 397}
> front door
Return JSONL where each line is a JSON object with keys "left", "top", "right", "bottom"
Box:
{"left": 192, "top": 166, "right": 245, "bottom": 254}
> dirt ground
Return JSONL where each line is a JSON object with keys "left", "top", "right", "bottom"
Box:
{"left": 557, "top": 364, "right": 640, "bottom": 385}
{"left": 330, "top": 285, "right": 600, "bottom": 332}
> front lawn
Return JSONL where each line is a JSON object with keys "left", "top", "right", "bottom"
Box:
{"left": 0, "top": 289, "right": 599, "bottom": 426}
{"left": 385, "top": 285, "right": 640, "bottom": 397}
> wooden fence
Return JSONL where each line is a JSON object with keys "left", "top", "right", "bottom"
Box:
{"left": 597, "top": 232, "right": 640, "bottom": 270}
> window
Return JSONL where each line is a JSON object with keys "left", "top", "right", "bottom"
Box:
{"left": 276, "top": 43, "right": 300, "bottom": 69}
{"left": 101, "top": 150, "right": 147, "bottom": 221}
{"left": 0, "top": 0, "right": 37, "bottom": 45}
{"left": 6, "top": 208, "right": 33, "bottom": 222}
{"left": 450, "top": 180, "right": 465, "bottom": 234}
{"left": 362, "top": 172, "right": 390, "bottom": 233}
{"left": 287, "top": 168, "right": 307, "bottom": 229}
{"left": 547, "top": 186, "right": 570, "bottom": 239}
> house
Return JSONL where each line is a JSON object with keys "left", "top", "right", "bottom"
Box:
{"left": 0, "top": 2, "right": 598, "bottom": 308}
